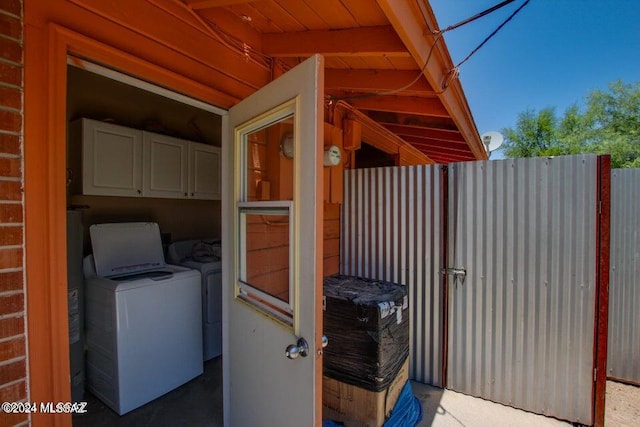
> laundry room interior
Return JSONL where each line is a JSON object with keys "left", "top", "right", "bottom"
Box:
{"left": 65, "top": 63, "right": 227, "bottom": 421}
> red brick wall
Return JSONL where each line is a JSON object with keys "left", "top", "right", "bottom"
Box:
{"left": 0, "top": 0, "right": 27, "bottom": 425}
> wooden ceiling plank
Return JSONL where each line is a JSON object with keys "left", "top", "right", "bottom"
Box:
{"left": 274, "top": 0, "right": 330, "bottom": 30}
{"left": 350, "top": 95, "right": 449, "bottom": 118}
{"left": 196, "top": 7, "right": 263, "bottom": 50}
{"left": 262, "top": 25, "right": 408, "bottom": 57}
{"left": 338, "top": 0, "right": 389, "bottom": 26}
{"left": 377, "top": 0, "right": 487, "bottom": 160}
{"left": 325, "top": 69, "right": 434, "bottom": 94}
{"left": 225, "top": 3, "right": 280, "bottom": 33}
{"left": 303, "top": 0, "right": 359, "bottom": 28}
{"left": 247, "top": 1, "right": 307, "bottom": 32}
{"left": 187, "top": 0, "right": 254, "bottom": 9}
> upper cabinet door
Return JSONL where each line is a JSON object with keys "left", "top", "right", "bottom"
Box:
{"left": 79, "top": 119, "right": 143, "bottom": 197}
{"left": 142, "top": 132, "right": 189, "bottom": 198}
{"left": 189, "top": 144, "right": 221, "bottom": 200}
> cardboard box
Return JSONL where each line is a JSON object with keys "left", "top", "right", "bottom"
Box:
{"left": 322, "top": 357, "right": 409, "bottom": 427}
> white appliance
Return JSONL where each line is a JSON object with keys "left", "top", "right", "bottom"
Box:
{"left": 67, "top": 210, "right": 85, "bottom": 402}
{"left": 84, "top": 222, "right": 203, "bottom": 415}
{"left": 168, "top": 239, "right": 222, "bottom": 361}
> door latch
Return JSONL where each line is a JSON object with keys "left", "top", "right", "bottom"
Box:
{"left": 440, "top": 267, "right": 467, "bottom": 287}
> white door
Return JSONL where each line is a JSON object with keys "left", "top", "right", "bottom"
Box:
{"left": 222, "top": 55, "right": 324, "bottom": 426}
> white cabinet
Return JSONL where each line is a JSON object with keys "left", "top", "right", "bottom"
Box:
{"left": 189, "top": 144, "right": 221, "bottom": 200}
{"left": 76, "top": 119, "right": 143, "bottom": 197}
{"left": 143, "top": 132, "right": 189, "bottom": 199}
{"left": 75, "top": 118, "right": 221, "bottom": 200}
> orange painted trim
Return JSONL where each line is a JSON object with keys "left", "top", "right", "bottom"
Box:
{"left": 25, "top": 22, "right": 240, "bottom": 427}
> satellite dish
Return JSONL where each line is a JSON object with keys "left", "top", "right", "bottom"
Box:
{"left": 481, "top": 131, "right": 504, "bottom": 156}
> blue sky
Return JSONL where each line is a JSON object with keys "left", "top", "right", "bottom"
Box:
{"left": 429, "top": 0, "right": 640, "bottom": 158}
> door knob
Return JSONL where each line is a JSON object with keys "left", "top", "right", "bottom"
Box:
{"left": 285, "top": 337, "right": 309, "bottom": 359}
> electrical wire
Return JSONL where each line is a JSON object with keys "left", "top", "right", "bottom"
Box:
{"left": 326, "top": 32, "right": 444, "bottom": 102}
{"left": 329, "top": 0, "right": 531, "bottom": 102}
{"left": 435, "top": 0, "right": 520, "bottom": 35}
{"left": 453, "top": 0, "right": 531, "bottom": 70}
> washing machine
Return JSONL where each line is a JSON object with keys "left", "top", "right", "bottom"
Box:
{"left": 168, "top": 239, "right": 221, "bottom": 361}
{"left": 84, "top": 222, "right": 203, "bottom": 415}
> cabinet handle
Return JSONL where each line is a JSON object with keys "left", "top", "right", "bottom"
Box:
{"left": 137, "top": 189, "right": 142, "bottom": 195}
{"left": 184, "top": 192, "right": 188, "bottom": 196}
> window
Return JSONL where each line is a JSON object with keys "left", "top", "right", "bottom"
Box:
{"left": 235, "top": 99, "right": 297, "bottom": 325}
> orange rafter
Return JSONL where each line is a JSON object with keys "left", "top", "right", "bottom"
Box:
{"left": 262, "top": 25, "right": 409, "bottom": 57}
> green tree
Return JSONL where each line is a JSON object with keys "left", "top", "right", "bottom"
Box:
{"left": 500, "top": 80, "right": 640, "bottom": 168}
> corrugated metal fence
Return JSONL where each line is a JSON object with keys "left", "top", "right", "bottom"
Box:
{"left": 608, "top": 168, "right": 640, "bottom": 385}
{"left": 447, "top": 156, "right": 598, "bottom": 425}
{"left": 342, "top": 165, "right": 444, "bottom": 386}
{"left": 342, "top": 156, "right": 605, "bottom": 425}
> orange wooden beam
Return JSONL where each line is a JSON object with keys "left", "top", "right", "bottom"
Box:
{"left": 350, "top": 95, "right": 449, "bottom": 118}
{"left": 377, "top": 0, "right": 487, "bottom": 160}
{"left": 325, "top": 69, "right": 434, "bottom": 95}
{"left": 262, "top": 25, "right": 409, "bottom": 57}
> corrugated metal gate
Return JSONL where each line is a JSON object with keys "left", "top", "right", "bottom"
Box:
{"left": 608, "top": 168, "right": 640, "bottom": 385}
{"left": 447, "top": 156, "right": 606, "bottom": 425}
{"left": 342, "top": 155, "right": 610, "bottom": 426}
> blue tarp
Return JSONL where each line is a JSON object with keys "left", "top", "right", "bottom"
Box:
{"left": 322, "top": 380, "right": 423, "bottom": 427}
{"left": 383, "top": 381, "right": 423, "bottom": 427}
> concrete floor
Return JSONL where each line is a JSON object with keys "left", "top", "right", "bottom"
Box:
{"left": 72, "top": 359, "right": 635, "bottom": 427}
{"left": 72, "top": 357, "right": 223, "bottom": 427}
{"left": 411, "top": 381, "right": 570, "bottom": 427}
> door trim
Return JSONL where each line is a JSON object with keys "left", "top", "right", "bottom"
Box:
{"left": 25, "top": 23, "right": 231, "bottom": 425}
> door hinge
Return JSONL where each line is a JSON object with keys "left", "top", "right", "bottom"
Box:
{"left": 593, "top": 367, "right": 598, "bottom": 382}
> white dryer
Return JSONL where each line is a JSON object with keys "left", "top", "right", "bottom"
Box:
{"left": 168, "top": 239, "right": 222, "bottom": 361}
{"left": 84, "top": 222, "right": 203, "bottom": 415}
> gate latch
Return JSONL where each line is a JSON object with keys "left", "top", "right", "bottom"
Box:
{"left": 440, "top": 267, "right": 467, "bottom": 287}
